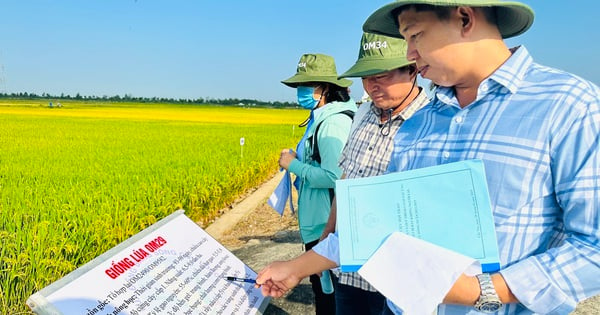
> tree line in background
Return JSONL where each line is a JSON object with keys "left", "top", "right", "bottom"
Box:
{"left": 0, "top": 91, "right": 299, "bottom": 108}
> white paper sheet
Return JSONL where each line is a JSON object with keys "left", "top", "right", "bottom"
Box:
{"left": 358, "top": 232, "right": 481, "bottom": 315}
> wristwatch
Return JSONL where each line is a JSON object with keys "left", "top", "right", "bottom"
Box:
{"left": 474, "top": 273, "right": 503, "bottom": 313}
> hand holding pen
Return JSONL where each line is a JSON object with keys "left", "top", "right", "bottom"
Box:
{"left": 224, "top": 276, "right": 256, "bottom": 284}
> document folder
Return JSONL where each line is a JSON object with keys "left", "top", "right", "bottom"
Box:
{"left": 336, "top": 160, "right": 500, "bottom": 273}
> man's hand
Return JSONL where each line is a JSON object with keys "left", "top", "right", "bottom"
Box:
{"left": 278, "top": 149, "right": 297, "bottom": 170}
{"left": 255, "top": 250, "right": 338, "bottom": 298}
{"left": 255, "top": 261, "right": 302, "bottom": 298}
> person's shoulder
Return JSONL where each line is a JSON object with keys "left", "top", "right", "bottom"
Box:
{"left": 331, "top": 99, "right": 357, "bottom": 109}
{"left": 326, "top": 109, "right": 355, "bottom": 125}
{"left": 526, "top": 62, "right": 599, "bottom": 94}
{"left": 318, "top": 104, "right": 355, "bottom": 130}
{"left": 524, "top": 63, "right": 600, "bottom": 121}
{"left": 324, "top": 100, "right": 357, "bottom": 116}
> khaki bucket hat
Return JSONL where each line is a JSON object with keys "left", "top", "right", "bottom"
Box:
{"left": 339, "top": 32, "right": 414, "bottom": 78}
{"left": 362, "top": 0, "right": 534, "bottom": 39}
{"left": 282, "top": 53, "right": 352, "bottom": 88}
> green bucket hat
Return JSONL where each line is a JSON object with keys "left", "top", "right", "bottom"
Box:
{"left": 362, "top": 0, "right": 534, "bottom": 39}
{"left": 339, "top": 32, "right": 414, "bottom": 78}
{"left": 282, "top": 53, "right": 352, "bottom": 88}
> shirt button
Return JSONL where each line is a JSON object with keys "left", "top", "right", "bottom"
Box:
{"left": 358, "top": 170, "right": 363, "bottom": 173}
{"left": 368, "top": 147, "right": 373, "bottom": 151}
{"left": 481, "top": 85, "right": 488, "bottom": 92}
{"left": 443, "top": 152, "right": 450, "bottom": 159}
{"left": 455, "top": 116, "right": 463, "bottom": 123}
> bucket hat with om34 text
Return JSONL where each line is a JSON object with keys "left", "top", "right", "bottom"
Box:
{"left": 339, "top": 32, "right": 414, "bottom": 79}
{"left": 362, "top": 0, "right": 534, "bottom": 39}
{"left": 282, "top": 53, "right": 352, "bottom": 88}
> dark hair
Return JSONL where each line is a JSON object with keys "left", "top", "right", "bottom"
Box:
{"left": 322, "top": 83, "right": 350, "bottom": 103}
{"left": 392, "top": 4, "right": 496, "bottom": 25}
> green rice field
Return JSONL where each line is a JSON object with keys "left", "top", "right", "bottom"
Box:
{"left": 0, "top": 100, "right": 305, "bottom": 314}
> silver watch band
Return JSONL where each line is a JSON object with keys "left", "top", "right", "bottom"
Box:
{"left": 474, "top": 273, "right": 503, "bottom": 313}
{"left": 477, "top": 273, "right": 497, "bottom": 296}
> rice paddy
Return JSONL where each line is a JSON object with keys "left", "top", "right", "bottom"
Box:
{"left": 0, "top": 99, "right": 305, "bottom": 314}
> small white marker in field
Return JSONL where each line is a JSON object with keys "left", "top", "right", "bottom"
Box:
{"left": 240, "top": 137, "right": 245, "bottom": 158}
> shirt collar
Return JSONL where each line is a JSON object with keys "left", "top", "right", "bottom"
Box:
{"left": 370, "top": 88, "right": 430, "bottom": 121}
{"left": 434, "top": 45, "right": 534, "bottom": 107}
{"left": 398, "top": 88, "right": 429, "bottom": 121}
{"left": 312, "top": 104, "right": 326, "bottom": 118}
{"left": 489, "top": 45, "right": 532, "bottom": 94}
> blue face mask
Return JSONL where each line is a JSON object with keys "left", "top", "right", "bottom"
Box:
{"left": 297, "top": 86, "right": 318, "bottom": 110}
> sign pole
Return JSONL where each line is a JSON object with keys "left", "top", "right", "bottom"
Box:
{"left": 240, "top": 137, "right": 245, "bottom": 159}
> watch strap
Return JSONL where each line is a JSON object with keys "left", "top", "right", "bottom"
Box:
{"left": 474, "top": 273, "right": 503, "bottom": 313}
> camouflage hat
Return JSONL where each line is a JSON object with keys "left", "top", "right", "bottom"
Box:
{"left": 363, "top": 0, "right": 534, "bottom": 39}
{"left": 339, "top": 32, "right": 414, "bottom": 78}
{"left": 282, "top": 53, "right": 352, "bottom": 88}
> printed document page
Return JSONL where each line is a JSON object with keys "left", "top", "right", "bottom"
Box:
{"left": 27, "top": 210, "right": 268, "bottom": 315}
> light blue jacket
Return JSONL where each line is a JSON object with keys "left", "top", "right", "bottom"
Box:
{"left": 288, "top": 99, "right": 356, "bottom": 243}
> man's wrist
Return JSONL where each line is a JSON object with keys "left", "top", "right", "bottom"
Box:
{"left": 288, "top": 159, "right": 301, "bottom": 174}
{"left": 474, "top": 273, "right": 503, "bottom": 313}
{"left": 291, "top": 250, "right": 336, "bottom": 280}
{"left": 443, "top": 274, "right": 480, "bottom": 305}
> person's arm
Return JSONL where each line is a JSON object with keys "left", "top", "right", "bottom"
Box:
{"left": 442, "top": 273, "right": 518, "bottom": 305}
{"left": 255, "top": 250, "right": 337, "bottom": 298}
{"left": 497, "top": 89, "right": 600, "bottom": 313}
{"left": 446, "top": 94, "right": 600, "bottom": 313}
{"left": 288, "top": 115, "right": 351, "bottom": 189}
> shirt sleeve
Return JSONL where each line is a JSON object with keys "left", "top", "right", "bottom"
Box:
{"left": 500, "top": 85, "right": 600, "bottom": 314}
{"left": 288, "top": 114, "right": 352, "bottom": 189}
{"left": 311, "top": 233, "right": 340, "bottom": 266}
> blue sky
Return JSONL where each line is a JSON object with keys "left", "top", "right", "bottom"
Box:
{"left": 0, "top": 0, "right": 598, "bottom": 103}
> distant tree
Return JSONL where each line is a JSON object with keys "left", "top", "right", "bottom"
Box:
{"left": 0, "top": 90, "right": 302, "bottom": 108}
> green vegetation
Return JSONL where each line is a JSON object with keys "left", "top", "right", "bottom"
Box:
{"left": 0, "top": 100, "right": 305, "bottom": 313}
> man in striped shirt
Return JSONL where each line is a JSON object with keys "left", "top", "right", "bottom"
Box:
{"left": 363, "top": 1, "right": 600, "bottom": 314}
{"left": 319, "top": 32, "right": 429, "bottom": 315}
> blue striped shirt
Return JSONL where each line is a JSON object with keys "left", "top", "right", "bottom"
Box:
{"left": 386, "top": 46, "right": 600, "bottom": 314}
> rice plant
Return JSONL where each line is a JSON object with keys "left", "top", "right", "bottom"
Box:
{"left": 0, "top": 100, "right": 305, "bottom": 314}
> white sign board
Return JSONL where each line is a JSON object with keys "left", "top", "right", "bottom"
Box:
{"left": 27, "top": 210, "right": 269, "bottom": 315}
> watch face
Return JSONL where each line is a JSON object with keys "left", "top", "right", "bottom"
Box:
{"left": 479, "top": 300, "right": 502, "bottom": 312}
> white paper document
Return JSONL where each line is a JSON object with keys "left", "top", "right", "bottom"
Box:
{"left": 358, "top": 232, "right": 481, "bottom": 315}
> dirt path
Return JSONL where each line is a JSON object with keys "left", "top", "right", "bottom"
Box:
{"left": 217, "top": 202, "right": 316, "bottom": 314}
{"left": 205, "top": 172, "right": 315, "bottom": 314}
{"left": 205, "top": 171, "right": 300, "bottom": 250}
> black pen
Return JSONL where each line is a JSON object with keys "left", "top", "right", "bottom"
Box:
{"left": 224, "top": 276, "right": 256, "bottom": 284}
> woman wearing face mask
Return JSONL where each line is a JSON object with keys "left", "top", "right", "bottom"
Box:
{"left": 279, "top": 53, "right": 356, "bottom": 315}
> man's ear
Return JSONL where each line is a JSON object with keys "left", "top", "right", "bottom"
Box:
{"left": 456, "top": 6, "right": 476, "bottom": 35}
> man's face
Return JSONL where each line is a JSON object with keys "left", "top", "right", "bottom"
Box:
{"left": 361, "top": 68, "right": 414, "bottom": 110}
{"left": 398, "top": 8, "right": 466, "bottom": 87}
